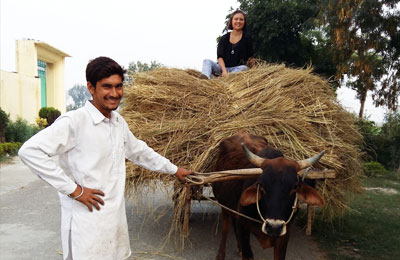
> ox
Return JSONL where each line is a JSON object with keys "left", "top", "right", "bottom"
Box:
{"left": 212, "top": 132, "right": 325, "bottom": 260}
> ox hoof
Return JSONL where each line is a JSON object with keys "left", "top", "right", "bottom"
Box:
{"left": 215, "top": 253, "right": 225, "bottom": 260}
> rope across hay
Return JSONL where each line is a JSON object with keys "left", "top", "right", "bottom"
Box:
{"left": 121, "top": 63, "right": 362, "bottom": 236}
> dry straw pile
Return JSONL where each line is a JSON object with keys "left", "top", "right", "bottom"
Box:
{"left": 121, "top": 63, "right": 363, "bottom": 226}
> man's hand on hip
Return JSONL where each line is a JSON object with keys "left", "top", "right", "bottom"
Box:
{"left": 70, "top": 185, "right": 105, "bottom": 212}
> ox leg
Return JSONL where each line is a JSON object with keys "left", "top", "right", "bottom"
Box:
{"left": 216, "top": 209, "right": 231, "bottom": 260}
{"left": 273, "top": 232, "right": 290, "bottom": 260}
{"left": 232, "top": 217, "right": 242, "bottom": 256}
{"left": 237, "top": 219, "right": 254, "bottom": 260}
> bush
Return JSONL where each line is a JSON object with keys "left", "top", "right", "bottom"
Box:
{"left": 0, "top": 142, "right": 22, "bottom": 156}
{"left": 39, "top": 107, "right": 61, "bottom": 126}
{"left": 35, "top": 117, "right": 48, "bottom": 129}
{"left": 363, "top": 161, "right": 387, "bottom": 177}
{"left": 0, "top": 107, "right": 9, "bottom": 141}
{"left": 4, "top": 117, "right": 40, "bottom": 143}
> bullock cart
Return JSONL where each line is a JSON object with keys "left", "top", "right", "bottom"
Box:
{"left": 121, "top": 65, "right": 363, "bottom": 246}
{"left": 179, "top": 167, "right": 336, "bottom": 236}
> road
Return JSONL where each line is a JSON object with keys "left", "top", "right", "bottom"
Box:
{"left": 0, "top": 157, "right": 326, "bottom": 260}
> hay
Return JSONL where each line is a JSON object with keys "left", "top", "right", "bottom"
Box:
{"left": 121, "top": 63, "right": 363, "bottom": 233}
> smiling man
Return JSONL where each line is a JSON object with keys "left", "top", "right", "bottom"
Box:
{"left": 18, "top": 56, "right": 192, "bottom": 260}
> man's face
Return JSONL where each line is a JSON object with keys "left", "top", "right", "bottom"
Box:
{"left": 87, "top": 74, "right": 123, "bottom": 118}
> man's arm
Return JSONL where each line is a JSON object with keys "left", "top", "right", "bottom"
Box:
{"left": 123, "top": 121, "right": 193, "bottom": 180}
{"left": 18, "top": 116, "right": 104, "bottom": 211}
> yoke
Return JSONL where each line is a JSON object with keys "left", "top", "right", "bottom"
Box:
{"left": 176, "top": 168, "right": 336, "bottom": 237}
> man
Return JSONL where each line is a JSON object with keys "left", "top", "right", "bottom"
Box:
{"left": 18, "top": 56, "right": 192, "bottom": 260}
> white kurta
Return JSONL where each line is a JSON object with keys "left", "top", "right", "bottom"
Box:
{"left": 18, "top": 101, "right": 177, "bottom": 260}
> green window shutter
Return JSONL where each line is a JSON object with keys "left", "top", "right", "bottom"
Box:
{"left": 37, "top": 60, "right": 47, "bottom": 107}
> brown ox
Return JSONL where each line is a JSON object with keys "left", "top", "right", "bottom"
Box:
{"left": 212, "top": 132, "right": 325, "bottom": 260}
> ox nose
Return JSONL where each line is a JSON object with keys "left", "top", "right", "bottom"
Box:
{"left": 262, "top": 219, "right": 287, "bottom": 236}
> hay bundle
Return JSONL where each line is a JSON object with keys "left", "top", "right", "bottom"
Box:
{"left": 121, "top": 64, "right": 362, "bottom": 223}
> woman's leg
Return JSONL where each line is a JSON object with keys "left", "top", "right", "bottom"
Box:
{"left": 226, "top": 65, "right": 249, "bottom": 74}
{"left": 202, "top": 59, "right": 221, "bottom": 79}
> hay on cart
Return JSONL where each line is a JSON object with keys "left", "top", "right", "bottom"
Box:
{"left": 121, "top": 63, "right": 362, "bottom": 240}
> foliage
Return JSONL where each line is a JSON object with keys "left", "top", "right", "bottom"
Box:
{"left": 320, "top": 0, "right": 400, "bottom": 118}
{"left": 357, "top": 112, "right": 400, "bottom": 171}
{"left": 0, "top": 142, "right": 22, "bottom": 156}
{"left": 236, "top": 0, "right": 337, "bottom": 83}
{"left": 378, "top": 112, "right": 400, "bottom": 170}
{"left": 35, "top": 117, "right": 48, "bottom": 129}
{"left": 355, "top": 118, "right": 380, "bottom": 160}
{"left": 126, "top": 60, "right": 163, "bottom": 84}
{"left": 363, "top": 161, "right": 387, "bottom": 177}
{"left": 0, "top": 107, "right": 9, "bottom": 132}
{"left": 39, "top": 107, "right": 61, "bottom": 126}
{"left": 299, "top": 174, "right": 400, "bottom": 260}
{"left": 0, "top": 107, "right": 9, "bottom": 141}
{"left": 67, "top": 84, "right": 91, "bottom": 111}
{"left": 4, "top": 117, "right": 40, "bottom": 143}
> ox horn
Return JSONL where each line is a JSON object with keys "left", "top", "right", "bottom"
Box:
{"left": 297, "top": 150, "right": 326, "bottom": 170}
{"left": 242, "top": 143, "right": 265, "bottom": 168}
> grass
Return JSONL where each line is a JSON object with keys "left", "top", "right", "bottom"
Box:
{"left": 301, "top": 170, "right": 400, "bottom": 259}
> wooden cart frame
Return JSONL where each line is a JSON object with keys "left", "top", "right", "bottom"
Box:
{"left": 179, "top": 168, "right": 336, "bottom": 236}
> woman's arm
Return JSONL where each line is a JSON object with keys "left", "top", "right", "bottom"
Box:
{"left": 218, "top": 57, "right": 228, "bottom": 77}
{"left": 248, "top": 57, "right": 255, "bottom": 68}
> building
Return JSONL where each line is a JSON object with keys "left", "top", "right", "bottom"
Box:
{"left": 0, "top": 39, "right": 70, "bottom": 123}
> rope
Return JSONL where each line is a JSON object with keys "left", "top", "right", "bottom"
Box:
{"left": 255, "top": 184, "right": 298, "bottom": 226}
{"left": 184, "top": 168, "right": 263, "bottom": 185}
{"left": 200, "top": 195, "right": 263, "bottom": 224}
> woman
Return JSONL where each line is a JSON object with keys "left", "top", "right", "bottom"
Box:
{"left": 201, "top": 10, "right": 254, "bottom": 79}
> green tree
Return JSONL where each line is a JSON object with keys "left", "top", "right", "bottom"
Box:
{"left": 39, "top": 107, "right": 61, "bottom": 126}
{"left": 320, "top": 0, "right": 400, "bottom": 119}
{"left": 126, "top": 60, "right": 163, "bottom": 83}
{"left": 0, "top": 107, "right": 9, "bottom": 142}
{"left": 379, "top": 112, "right": 400, "bottom": 170}
{"left": 236, "top": 0, "right": 337, "bottom": 81}
{"left": 67, "top": 84, "right": 92, "bottom": 111}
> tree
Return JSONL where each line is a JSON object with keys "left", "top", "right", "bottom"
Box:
{"left": 236, "top": 0, "right": 337, "bottom": 81}
{"left": 0, "top": 107, "right": 9, "bottom": 142}
{"left": 379, "top": 112, "right": 400, "bottom": 171}
{"left": 320, "top": 0, "right": 400, "bottom": 119}
{"left": 126, "top": 60, "right": 163, "bottom": 83}
{"left": 67, "top": 84, "right": 92, "bottom": 111}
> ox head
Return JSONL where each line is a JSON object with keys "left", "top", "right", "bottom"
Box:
{"left": 239, "top": 144, "right": 325, "bottom": 237}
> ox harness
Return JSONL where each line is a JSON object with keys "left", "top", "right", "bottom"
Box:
{"left": 185, "top": 167, "right": 312, "bottom": 228}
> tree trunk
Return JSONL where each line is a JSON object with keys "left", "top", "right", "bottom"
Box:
{"left": 358, "top": 92, "right": 367, "bottom": 120}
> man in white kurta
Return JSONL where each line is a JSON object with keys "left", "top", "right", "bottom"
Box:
{"left": 18, "top": 57, "right": 191, "bottom": 260}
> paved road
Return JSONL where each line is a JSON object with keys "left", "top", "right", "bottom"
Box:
{"left": 0, "top": 158, "right": 325, "bottom": 260}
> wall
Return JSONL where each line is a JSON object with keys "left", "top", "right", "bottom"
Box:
{"left": 0, "top": 40, "right": 69, "bottom": 124}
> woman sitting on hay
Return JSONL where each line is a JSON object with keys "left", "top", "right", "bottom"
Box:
{"left": 201, "top": 10, "right": 254, "bottom": 79}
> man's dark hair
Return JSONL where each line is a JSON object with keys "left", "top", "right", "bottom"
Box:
{"left": 86, "top": 56, "right": 126, "bottom": 87}
{"left": 228, "top": 10, "right": 247, "bottom": 31}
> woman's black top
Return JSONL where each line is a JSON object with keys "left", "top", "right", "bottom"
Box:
{"left": 217, "top": 32, "right": 253, "bottom": 67}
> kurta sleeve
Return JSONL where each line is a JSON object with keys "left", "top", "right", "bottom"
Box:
{"left": 18, "top": 116, "right": 77, "bottom": 195}
{"left": 123, "top": 120, "right": 177, "bottom": 174}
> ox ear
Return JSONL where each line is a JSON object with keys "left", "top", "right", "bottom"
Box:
{"left": 240, "top": 184, "right": 265, "bottom": 207}
{"left": 296, "top": 183, "right": 324, "bottom": 206}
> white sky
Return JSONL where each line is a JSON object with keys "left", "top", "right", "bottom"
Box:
{"left": 0, "top": 0, "right": 392, "bottom": 124}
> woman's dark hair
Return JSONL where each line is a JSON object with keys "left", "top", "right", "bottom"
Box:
{"left": 86, "top": 56, "right": 126, "bottom": 87}
{"left": 228, "top": 10, "right": 247, "bottom": 31}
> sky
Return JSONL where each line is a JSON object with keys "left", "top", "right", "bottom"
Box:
{"left": 0, "top": 0, "right": 392, "bottom": 124}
